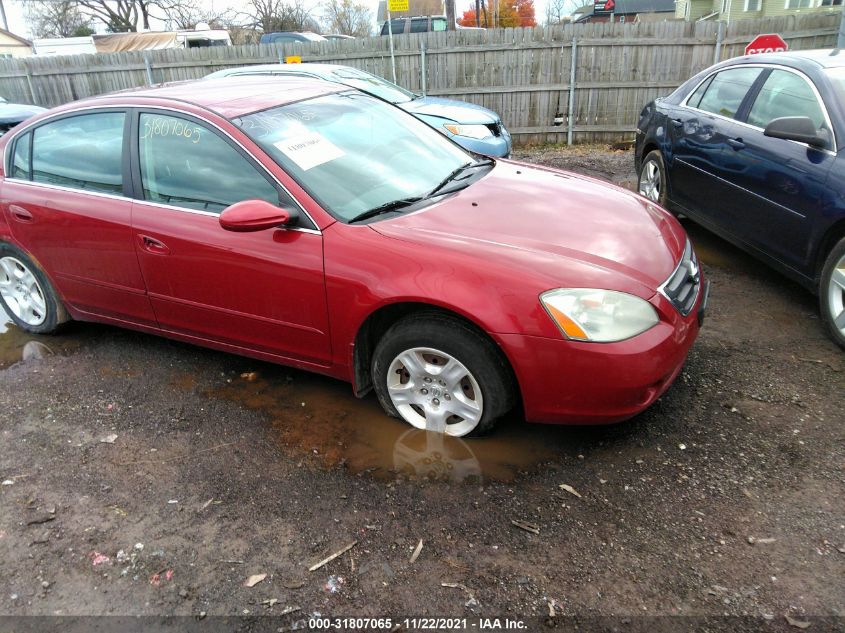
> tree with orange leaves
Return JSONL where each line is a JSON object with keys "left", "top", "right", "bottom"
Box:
{"left": 458, "top": 0, "right": 536, "bottom": 27}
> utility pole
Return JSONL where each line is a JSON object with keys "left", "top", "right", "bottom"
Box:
{"left": 838, "top": 0, "right": 845, "bottom": 48}
{"left": 446, "top": 0, "right": 456, "bottom": 30}
{"left": 475, "top": 0, "right": 481, "bottom": 26}
{"left": 0, "top": 0, "right": 8, "bottom": 32}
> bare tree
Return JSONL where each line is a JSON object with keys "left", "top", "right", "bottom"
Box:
{"left": 544, "top": 0, "right": 578, "bottom": 24}
{"left": 320, "top": 0, "right": 371, "bottom": 36}
{"left": 240, "top": 0, "right": 320, "bottom": 33}
{"left": 162, "top": 0, "right": 232, "bottom": 29}
{"left": 22, "top": 0, "right": 94, "bottom": 37}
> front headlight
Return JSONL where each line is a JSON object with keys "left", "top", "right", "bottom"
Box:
{"left": 540, "top": 288, "right": 659, "bottom": 342}
{"left": 443, "top": 123, "right": 493, "bottom": 140}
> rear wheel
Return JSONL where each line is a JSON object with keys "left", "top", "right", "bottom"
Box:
{"left": 0, "top": 244, "right": 69, "bottom": 334}
{"left": 820, "top": 237, "right": 845, "bottom": 349}
{"left": 638, "top": 150, "right": 669, "bottom": 207}
{"left": 371, "top": 313, "right": 515, "bottom": 437}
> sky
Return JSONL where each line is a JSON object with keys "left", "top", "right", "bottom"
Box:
{"left": 5, "top": 0, "right": 556, "bottom": 39}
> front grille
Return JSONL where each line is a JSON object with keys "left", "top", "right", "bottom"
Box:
{"left": 659, "top": 240, "right": 701, "bottom": 316}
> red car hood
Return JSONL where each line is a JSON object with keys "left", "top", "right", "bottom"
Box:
{"left": 371, "top": 161, "right": 687, "bottom": 298}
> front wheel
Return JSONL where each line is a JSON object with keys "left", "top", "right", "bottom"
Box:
{"left": 638, "top": 150, "right": 669, "bottom": 207}
{"left": 371, "top": 313, "right": 515, "bottom": 437}
{"left": 820, "top": 237, "right": 845, "bottom": 349}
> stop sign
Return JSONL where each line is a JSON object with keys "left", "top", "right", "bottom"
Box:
{"left": 745, "top": 33, "right": 788, "bottom": 55}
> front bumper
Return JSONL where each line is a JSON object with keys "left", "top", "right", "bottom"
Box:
{"left": 498, "top": 281, "right": 706, "bottom": 425}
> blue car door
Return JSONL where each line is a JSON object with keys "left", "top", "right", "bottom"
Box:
{"left": 715, "top": 68, "right": 835, "bottom": 274}
{"left": 668, "top": 66, "right": 764, "bottom": 226}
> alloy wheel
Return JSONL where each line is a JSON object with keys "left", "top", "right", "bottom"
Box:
{"left": 0, "top": 256, "right": 47, "bottom": 326}
{"left": 639, "top": 160, "right": 661, "bottom": 202}
{"left": 386, "top": 347, "right": 483, "bottom": 437}
{"left": 827, "top": 252, "right": 845, "bottom": 337}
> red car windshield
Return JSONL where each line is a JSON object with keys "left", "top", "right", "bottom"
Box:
{"left": 236, "top": 92, "right": 471, "bottom": 222}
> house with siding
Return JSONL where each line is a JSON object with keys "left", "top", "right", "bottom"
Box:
{"left": 575, "top": 0, "right": 677, "bottom": 22}
{"left": 0, "top": 29, "right": 33, "bottom": 59}
{"left": 676, "top": 0, "right": 842, "bottom": 21}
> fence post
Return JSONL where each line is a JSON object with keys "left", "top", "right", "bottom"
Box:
{"left": 713, "top": 21, "right": 724, "bottom": 65}
{"left": 21, "top": 60, "right": 36, "bottom": 105}
{"left": 567, "top": 38, "right": 577, "bottom": 146}
{"left": 420, "top": 41, "right": 427, "bottom": 96}
{"left": 838, "top": 3, "right": 845, "bottom": 48}
{"left": 144, "top": 54, "right": 154, "bottom": 86}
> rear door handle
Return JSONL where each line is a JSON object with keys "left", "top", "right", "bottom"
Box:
{"left": 9, "top": 205, "right": 33, "bottom": 223}
{"left": 726, "top": 137, "right": 745, "bottom": 150}
{"left": 138, "top": 234, "right": 170, "bottom": 255}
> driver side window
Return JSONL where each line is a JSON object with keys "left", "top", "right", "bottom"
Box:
{"left": 138, "top": 113, "right": 286, "bottom": 214}
{"left": 746, "top": 69, "right": 825, "bottom": 130}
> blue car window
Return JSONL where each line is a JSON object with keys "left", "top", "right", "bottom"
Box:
{"left": 746, "top": 69, "right": 825, "bottom": 130}
{"left": 687, "top": 75, "right": 714, "bottom": 109}
{"left": 696, "top": 67, "right": 762, "bottom": 119}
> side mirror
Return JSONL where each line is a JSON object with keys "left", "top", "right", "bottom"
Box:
{"left": 219, "top": 199, "right": 298, "bottom": 232}
{"left": 763, "top": 116, "right": 829, "bottom": 149}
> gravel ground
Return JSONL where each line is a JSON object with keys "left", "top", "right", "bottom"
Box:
{"left": 0, "top": 145, "right": 843, "bottom": 631}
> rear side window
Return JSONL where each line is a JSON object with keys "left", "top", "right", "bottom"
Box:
{"left": 746, "top": 69, "right": 825, "bottom": 130}
{"left": 694, "top": 67, "right": 762, "bottom": 119}
{"left": 138, "top": 112, "right": 282, "bottom": 214}
{"left": 382, "top": 19, "right": 405, "bottom": 34}
{"left": 31, "top": 112, "right": 125, "bottom": 194}
{"left": 432, "top": 17, "right": 447, "bottom": 31}
{"left": 410, "top": 19, "right": 428, "bottom": 33}
{"left": 11, "top": 132, "right": 30, "bottom": 179}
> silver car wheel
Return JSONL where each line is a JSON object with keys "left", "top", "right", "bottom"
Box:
{"left": 386, "top": 346, "right": 484, "bottom": 437}
{"left": 638, "top": 160, "right": 661, "bottom": 202}
{"left": 827, "top": 252, "right": 845, "bottom": 336}
{"left": 0, "top": 256, "right": 47, "bottom": 326}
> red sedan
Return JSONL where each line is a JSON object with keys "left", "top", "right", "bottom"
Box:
{"left": 0, "top": 77, "right": 706, "bottom": 436}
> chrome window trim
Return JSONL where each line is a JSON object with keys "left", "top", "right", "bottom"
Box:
{"left": 2, "top": 102, "right": 322, "bottom": 234}
{"left": 679, "top": 63, "right": 838, "bottom": 155}
{"left": 4, "top": 178, "right": 127, "bottom": 202}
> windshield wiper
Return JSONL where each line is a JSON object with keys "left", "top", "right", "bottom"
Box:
{"left": 348, "top": 196, "right": 425, "bottom": 224}
{"left": 426, "top": 157, "right": 495, "bottom": 199}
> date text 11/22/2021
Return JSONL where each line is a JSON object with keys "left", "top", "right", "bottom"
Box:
{"left": 307, "top": 617, "right": 527, "bottom": 629}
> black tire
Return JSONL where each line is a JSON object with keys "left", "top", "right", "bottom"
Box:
{"left": 371, "top": 312, "right": 516, "bottom": 437}
{"left": 638, "top": 149, "right": 670, "bottom": 208}
{"left": 819, "top": 236, "right": 845, "bottom": 350}
{"left": 0, "top": 242, "right": 69, "bottom": 334}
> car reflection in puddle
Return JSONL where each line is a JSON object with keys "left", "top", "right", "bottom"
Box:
{"left": 0, "top": 316, "right": 79, "bottom": 368}
{"left": 202, "top": 368, "right": 569, "bottom": 484}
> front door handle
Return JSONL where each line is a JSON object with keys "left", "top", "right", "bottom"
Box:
{"left": 9, "top": 205, "right": 33, "bottom": 223}
{"left": 670, "top": 117, "right": 684, "bottom": 128}
{"left": 726, "top": 137, "right": 745, "bottom": 150}
{"left": 138, "top": 234, "right": 170, "bottom": 255}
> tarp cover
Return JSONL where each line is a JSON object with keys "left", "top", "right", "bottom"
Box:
{"left": 93, "top": 32, "right": 178, "bottom": 53}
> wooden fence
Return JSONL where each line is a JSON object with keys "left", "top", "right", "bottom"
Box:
{"left": 0, "top": 13, "right": 838, "bottom": 145}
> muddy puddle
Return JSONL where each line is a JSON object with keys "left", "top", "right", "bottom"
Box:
{"left": 684, "top": 222, "right": 772, "bottom": 276}
{"left": 199, "top": 367, "right": 574, "bottom": 484}
{"left": 0, "top": 315, "right": 80, "bottom": 369}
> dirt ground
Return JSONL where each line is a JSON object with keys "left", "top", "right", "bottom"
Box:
{"left": 1, "top": 145, "right": 843, "bottom": 632}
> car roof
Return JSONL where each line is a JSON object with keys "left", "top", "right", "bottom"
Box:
{"left": 83, "top": 76, "right": 345, "bottom": 119}
{"left": 729, "top": 48, "right": 845, "bottom": 69}
{"left": 207, "top": 63, "right": 351, "bottom": 79}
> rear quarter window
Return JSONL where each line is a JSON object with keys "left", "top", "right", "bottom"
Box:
{"left": 11, "top": 131, "right": 31, "bottom": 179}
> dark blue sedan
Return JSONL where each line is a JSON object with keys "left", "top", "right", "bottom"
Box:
{"left": 636, "top": 49, "right": 845, "bottom": 349}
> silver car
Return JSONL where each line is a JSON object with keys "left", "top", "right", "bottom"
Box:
{"left": 205, "top": 63, "right": 512, "bottom": 157}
